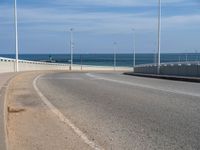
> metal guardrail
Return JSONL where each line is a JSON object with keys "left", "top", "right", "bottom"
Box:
{"left": 135, "top": 61, "right": 200, "bottom": 68}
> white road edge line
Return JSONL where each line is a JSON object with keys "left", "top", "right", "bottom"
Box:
{"left": 33, "top": 75, "right": 103, "bottom": 150}
{"left": 39, "top": 77, "right": 82, "bottom": 80}
{"left": 86, "top": 73, "right": 200, "bottom": 98}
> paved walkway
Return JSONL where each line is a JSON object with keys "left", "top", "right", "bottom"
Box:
{"left": 0, "top": 73, "right": 16, "bottom": 150}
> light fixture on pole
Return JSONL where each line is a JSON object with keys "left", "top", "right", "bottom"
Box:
{"left": 70, "top": 28, "right": 74, "bottom": 71}
{"left": 14, "top": 0, "right": 19, "bottom": 72}
{"left": 132, "top": 28, "right": 136, "bottom": 71}
{"left": 157, "top": 0, "right": 161, "bottom": 74}
{"left": 113, "top": 42, "right": 117, "bottom": 71}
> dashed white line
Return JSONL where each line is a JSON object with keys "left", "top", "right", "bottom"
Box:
{"left": 86, "top": 73, "right": 200, "bottom": 98}
{"left": 33, "top": 75, "right": 103, "bottom": 150}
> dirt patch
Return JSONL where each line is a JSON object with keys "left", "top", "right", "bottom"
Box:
{"left": 8, "top": 106, "right": 26, "bottom": 113}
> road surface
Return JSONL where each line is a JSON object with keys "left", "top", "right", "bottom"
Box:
{"left": 33, "top": 72, "right": 200, "bottom": 150}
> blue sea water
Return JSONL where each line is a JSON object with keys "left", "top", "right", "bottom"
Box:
{"left": 0, "top": 53, "right": 200, "bottom": 67}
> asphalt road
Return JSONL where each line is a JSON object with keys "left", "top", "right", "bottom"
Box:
{"left": 36, "top": 72, "right": 200, "bottom": 150}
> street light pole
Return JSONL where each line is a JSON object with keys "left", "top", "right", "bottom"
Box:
{"left": 157, "top": 0, "right": 161, "bottom": 74}
{"left": 113, "top": 42, "right": 117, "bottom": 71}
{"left": 14, "top": 0, "right": 19, "bottom": 72}
{"left": 132, "top": 28, "right": 136, "bottom": 71}
{"left": 70, "top": 28, "right": 74, "bottom": 71}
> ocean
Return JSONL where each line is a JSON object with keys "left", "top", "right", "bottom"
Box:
{"left": 0, "top": 53, "right": 200, "bottom": 67}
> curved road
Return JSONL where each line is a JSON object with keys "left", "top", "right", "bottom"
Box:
{"left": 36, "top": 72, "right": 200, "bottom": 150}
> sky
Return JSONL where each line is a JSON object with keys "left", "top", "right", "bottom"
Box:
{"left": 0, "top": 0, "right": 200, "bottom": 54}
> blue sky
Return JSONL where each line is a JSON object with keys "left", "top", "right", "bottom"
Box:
{"left": 0, "top": 0, "right": 200, "bottom": 54}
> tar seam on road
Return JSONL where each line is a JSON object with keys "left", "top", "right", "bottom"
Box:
{"left": 33, "top": 75, "right": 103, "bottom": 150}
{"left": 3, "top": 86, "right": 9, "bottom": 150}
{"left": 86, "top": 73, "right": 200, "bottom": 98}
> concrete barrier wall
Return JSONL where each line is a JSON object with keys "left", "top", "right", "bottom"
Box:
{"left": 0, "top": 61, "right": 15, "bottom": 73}
{"left": 18, "top": 61, "right": 69, "bottom": 72}
{"left": 0, "top": 57, "right": 132, "bottom": 73}
{"left": 72, "top": 64, "right": 132, "bottom": 71}
{"left": 134, "top": 62, "right": 200, "bottom": 77}
{"left": 0, "top": 57, "right": 69, "bottom": 73}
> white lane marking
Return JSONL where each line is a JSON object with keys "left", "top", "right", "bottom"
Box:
{"left": 33, "top": 75, "right": 103, "bottom": 150}
{"left": 86, "top": 73, "right": 200, "bottom": 98}
{"left": 39, "top": 77, "right": 82, "bottom": 80}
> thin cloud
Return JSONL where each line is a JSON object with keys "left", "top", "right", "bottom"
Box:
{"left": 53, "top": 0, "right": 188, "bottom": 7}
{"left": 0, "top": 0, "right": 199, "bottom": 53}
{"left": 0, "top": 5, "right": 199, "bottom": 34}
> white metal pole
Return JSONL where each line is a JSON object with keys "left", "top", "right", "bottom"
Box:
{"left": 70, "top": 28, "right": 74, "bottom": 71}
{"left": 113, "top": 42, "right": 117, "bottom": 71}
{"left": 154, "top": 49, "right": 157, "bottom": 64}
{"left": 14, "top": 0, "right": 19, "bottom": 72}
{"left": 186, "top": 54, "right": 188, "bottom": 62}
{"left": 195, "top": 50, "right": 198, "bottom": 62}
{"left": 80, "top": 54, "right": 83, "bottom": 71}
{"left": 157, "top": 0, "right": 161, "bottom": 74}
{"left": 132, "top": 28, "right": 136, "bottom": 71}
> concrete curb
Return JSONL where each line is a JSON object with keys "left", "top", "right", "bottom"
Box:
{"left": 124, "top": 72, "right": 200, "bottom": 83}
{"left": 0, "top": 73, "right": 17, "bottom": 150}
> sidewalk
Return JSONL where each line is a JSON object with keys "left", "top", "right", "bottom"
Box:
{"left": 0, "top": 73, "right": 16, "bottom": 150}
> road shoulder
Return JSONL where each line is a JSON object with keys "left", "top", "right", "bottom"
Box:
{"left": 0, "top": 73, "right": 17, "bottom": 150}
{"left": 5, "top": 71, "right": 93, "bottom": 150}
